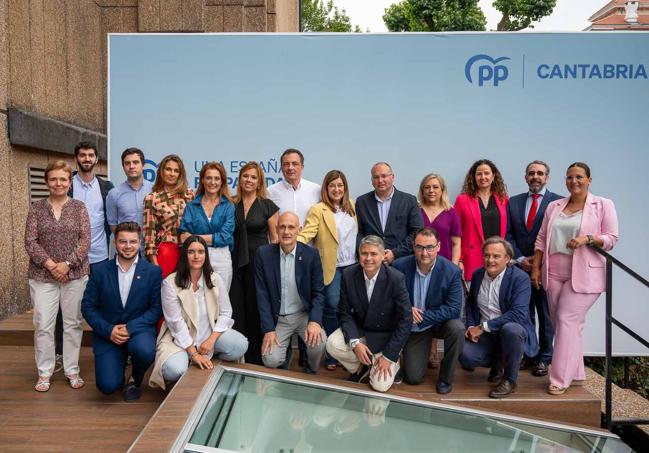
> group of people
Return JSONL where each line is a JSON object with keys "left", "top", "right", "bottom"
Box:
{"left": 25, "top": 144, "right": 618, "bottom": 402}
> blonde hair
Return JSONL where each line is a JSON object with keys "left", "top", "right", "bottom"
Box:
{"left": 44, "top": 160, "right": 72, "bottom": 182}
{"left": 152, "top": 154, "right": 189, "bottom": 195}
{"left": 418, "top": 173, "right": 452, "bottom": 211}
{"left": 234, "top": 161, "right": 268, "bottom": 204}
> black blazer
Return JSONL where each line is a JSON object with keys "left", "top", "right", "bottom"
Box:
{"left": 506, "top": 189, "right": 562, "bottom": 259}
{"left": 255, "top": 242, "right": 325, "bottom": 334}
{"left": 393, "top": 255, "right": 463, "bottom": 330}
{"left": 68, "top": 171, "right": 115, "bottom": 247}
{"left": 355, "top": 188, "right": 423, "bottom": 259}
{"left": 337, "top": 264, "right": 412, "bottom": 362}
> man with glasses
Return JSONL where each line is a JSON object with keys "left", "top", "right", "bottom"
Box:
{"left": 505, "top": 161, "right": 562, "bottom": 377}
{"left": 356, "top": 162, "right": 423, "bottom": 265}
{"left": 393, "top": 228, "right": 465, "bottom": 394}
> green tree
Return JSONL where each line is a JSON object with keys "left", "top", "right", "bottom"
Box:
{"left": 383, "top": 0, "right": 486, "bottom": 32}
{"left": 383, "top": 0, "right": 557, "bottom": 32}
{"left": 301, "top": 0, "right": 362, "bottom": 32}
{"left": 493, "top": 0, "right": 557, "bottom": 31}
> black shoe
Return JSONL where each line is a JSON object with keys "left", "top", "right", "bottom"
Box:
{"left": 487, "top": 367, "right": 504, "bottom": 383}
{"left": 489, "top": 379, "right": 517, "bottom": 399}
{"left": 532, "top": 362, "right": 549, "bottom": 377}
{"left": 348, "top": 365, "right": 370, "bottom": 383}
{"left": 520, "top": 357, "right": 535, "bottom": 370}
{"left": 436, "top": 379, "right": 452, "bottom": 395}
{"left": 393, "top": 369, "right": 403, "bottom": 385}
{"left": 123, "top": 383, "right": 141, "bottom": 402}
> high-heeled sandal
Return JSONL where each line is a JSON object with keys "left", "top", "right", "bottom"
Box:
{"left": 66, "top": 374, "right": 85, "bottom": 389}
{"left": 547, "top": 384, "right": 567, "bottom": 395}
{"left": 35, "top": 376, "right": 51, "bottom": 392}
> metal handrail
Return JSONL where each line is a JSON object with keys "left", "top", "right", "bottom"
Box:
{"left": 588, "top": 245, "right": 649, "bottom": 430}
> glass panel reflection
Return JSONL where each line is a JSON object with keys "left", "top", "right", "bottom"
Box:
{"left": 186, "top": 371, "right": 630, "bottom": 453}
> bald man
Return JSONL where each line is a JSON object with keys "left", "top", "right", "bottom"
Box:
{"left": 255, "top": 212, "right": 327, "bottom": 373}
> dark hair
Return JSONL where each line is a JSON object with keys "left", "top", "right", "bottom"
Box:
{"left": 414, "top": 227, "right": 439, "bottom": 243}
{"left": 175, "top": 236, "right": 214, "bottom": 290}
{"left": 152, "top": 154, "right": 189, "bottom": 195}
{"left": 525, "top": 160, "right": 550, "bottom": 175}
{"left": 114, "top": 221, "right": 141, "bottom": 239}
{"left": 74, "top": 141, "right": 97, "bottom": 157}
{"left": 321, "top": 170, "right": 355, "bottom": 216}
{"left": 280, "top": 148, "right": 304, "bottom": 165}
{"left": 121, "top": 147, "right": 145, "bottom": 166}
{"left": 196, "top": 161, "right": 232, "bottom": 201}
{"left": 461, "top": 158, "right": 507, "bottom": 200}
{"left": 567, "top": 162, "right": 591, "bottom": 178}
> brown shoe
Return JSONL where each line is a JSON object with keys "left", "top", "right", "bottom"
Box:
{"left": 489, "top": 379, "right": 517, "bottom": 398}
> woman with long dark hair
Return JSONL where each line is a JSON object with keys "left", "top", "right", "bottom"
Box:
{"left": 150, "top": 235, "right": 248, "bottom": 389}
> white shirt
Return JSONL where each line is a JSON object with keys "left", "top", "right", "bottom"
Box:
{"left": 550, "top": 211, "right": 583, "bottom": 256}
{"left": 267, "top": 178, "right": 321, "bottom": 226}
{"left": 364, "top": 267, "right": 380, "bottom": 302}
{"left": 477, "top": 267, "right": 506, "bottom": 332}
{"left": 116, "top": 255, "right": 138, "bottom": 308}
{"left": 161, "top": 274, "right": 235, "bottom": 359}
{"left": 375, "top": 187, "right": 395, "bottom": 232}
{"left": 334, "top": 209, "right": 357, "bottom": 267}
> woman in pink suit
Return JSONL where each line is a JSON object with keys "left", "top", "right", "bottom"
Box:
{"left": 454, "top": 159, "right": 508, "bottom": 281}
{"left": 531, "top": 162, "right": 618, "bottom": 395}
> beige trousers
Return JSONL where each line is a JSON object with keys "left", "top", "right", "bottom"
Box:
{"left": 326, "top": 328, "right": 399, "bottom": 393}
{"left": 30, "top": 276, "right": 88, "bottom": 377}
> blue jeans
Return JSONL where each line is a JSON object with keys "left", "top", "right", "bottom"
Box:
{"left": 323, "top": 267, "right": 344, "bottom": 366}
{"left": 161, "top": 328, "right": 248, "bottom": 383}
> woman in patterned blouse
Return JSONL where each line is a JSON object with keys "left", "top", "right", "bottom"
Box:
{"left": 24, "top": 161, "right": 90, "bottom": 393}
{"left": 143, "top": 154, "right": 194, "bottom": 278}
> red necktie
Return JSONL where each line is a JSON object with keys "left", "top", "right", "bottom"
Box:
{"left": 526, "top": 194, "right": 540, "bottom": 231}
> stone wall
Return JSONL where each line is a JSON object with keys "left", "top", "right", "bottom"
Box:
{"left": 0, "top": 0, "right": 297, "bottom": 320}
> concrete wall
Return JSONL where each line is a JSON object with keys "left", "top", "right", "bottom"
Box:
{"left": 0, "top": 0, "right": 297, "bottom": 320}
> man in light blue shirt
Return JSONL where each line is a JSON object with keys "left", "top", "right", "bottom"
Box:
{"left": 106, "top": 148, "right": 153, "bottom": 247}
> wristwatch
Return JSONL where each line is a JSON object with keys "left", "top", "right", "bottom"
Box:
{"left": 64, "top": 260, "right": 72, "bottom": 268}
{"left": 587, "top": 235, "right": 594, "bottom": 246}
{"left": 349, "top": 339, "right": 361, "bottom": 349}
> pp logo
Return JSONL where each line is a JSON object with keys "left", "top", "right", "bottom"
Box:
{"left": 465, "top": 54, "right": 511, "bottom": 87}
{"left": 143, "top": 159, "right": 158, "bottom": 182}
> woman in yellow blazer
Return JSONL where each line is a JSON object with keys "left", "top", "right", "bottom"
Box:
{"left": 298, "top": 170, "right": 358, "bottom": 370}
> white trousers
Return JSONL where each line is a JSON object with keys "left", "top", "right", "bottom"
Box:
{"left": 209, "top": 246, "right": 232, "bottom": 291}
{"left": 326, "top": 328, "right": 399, "bottom": 393}
{"left": 30, "top": 276, "right": 88, "bottom": 377}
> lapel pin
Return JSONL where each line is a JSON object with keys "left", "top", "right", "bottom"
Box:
{"left": 298, "top": 256, "right": 302, "bottom": 261}
{"left": 136, "top": 275, "right": 141, "bottom": 280}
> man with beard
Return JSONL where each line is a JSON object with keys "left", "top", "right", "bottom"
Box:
{"left": 82, "top": 222, "right": 162, "bottom": 401}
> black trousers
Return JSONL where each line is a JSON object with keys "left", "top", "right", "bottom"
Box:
{"left": 402, "top": 318, "right": 465, "bottom": 385}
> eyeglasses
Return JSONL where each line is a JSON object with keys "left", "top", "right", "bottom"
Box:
{"left": 527, "top": 170, "right": 546, "bottom": 177}
{"left": 414, "top": 244, "right": 439, "bottom": 252}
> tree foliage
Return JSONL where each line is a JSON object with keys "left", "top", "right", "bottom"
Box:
{"left": 383, "top": 0, "right": 486, "bottom": 32}
{"left": 494, "top": 0, "right": 557, "bottom": 31}
{"left": 383, "top": 0, "right": 557, "bottom": 32}
{"left": 301, "top": 0, "right": 362, "bottom": 32}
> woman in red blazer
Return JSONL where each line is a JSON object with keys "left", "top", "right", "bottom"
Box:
{"left": 454, "top": 159, "right": 508, "bottom": 281}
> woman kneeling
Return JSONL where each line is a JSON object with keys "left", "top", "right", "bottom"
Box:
{"left": 150, "top": 235, "right": 248, "bottom": 390}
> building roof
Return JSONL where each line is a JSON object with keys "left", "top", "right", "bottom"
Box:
{"left": 587, "top": 0, "right": 649, "bottom": 30}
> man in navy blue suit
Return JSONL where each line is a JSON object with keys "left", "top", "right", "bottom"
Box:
{"left": 506, "top": 160, "right": 562, "bottom": 377}
{"left": 356, "top": 162, "right": 423, "bottom": 264}
{"left": 255, "top": 211, "right": 326, "bottom": 373}
{"left": 459, "top": 237, "right": 539, "bottom": 399}
{"left": 393, "top": 228, "right": 465, "bottom": 394}
{"left": 82, "top": 222, "right": 162, "bottom": 401}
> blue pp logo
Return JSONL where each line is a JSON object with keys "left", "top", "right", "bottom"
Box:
{"left": 143, "top": 159, "right": 158, "bottom": 182}
{"left": 465, "top": 54, "right": 511, "bottom": 87}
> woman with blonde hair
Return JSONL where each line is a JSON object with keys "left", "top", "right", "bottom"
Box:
{"left": 25, "top": 160, "right": 90, "bottom": 392}
{"left": 229, "top": 161, "right": 279, "bottom": 365}
{"left": 179, "top": 162, "right": 235, "bottom": 291}
{"left": 143, "top": 154, "right": 194, "bottom": 277}
{"left": 418, "top": 173, "right": 462, "bottom": 368}
{"left": 298, "top": 169, "right": 357, "bottom": 370}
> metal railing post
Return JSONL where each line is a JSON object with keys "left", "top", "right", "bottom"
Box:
{"left": 605, "top": 257, "right": 613, "bottom": 431}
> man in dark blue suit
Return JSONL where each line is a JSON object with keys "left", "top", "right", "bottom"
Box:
{"left": 393, "top": 228, "right": 465, "bottom": 394}
{"left": 506, "top": 160, "right": 562, "bottom": 377}
{"left": 255, "top": 212, "right": 326, "bottom": 373}
{"left": 356, "top": 162, "right": 423, "bottom": 264}
{"left": 326, "top": 235, "right": 412, "bottom": 392}
{"left": 460, "top": 238, "right": 539, "bottom": 399}
{"left": 81, "top": 222, "right": 162, "bottom": 401}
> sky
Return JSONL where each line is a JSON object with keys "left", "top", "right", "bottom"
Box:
{"left": 330, "top": 0, "right": 610, "bottom": 32}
